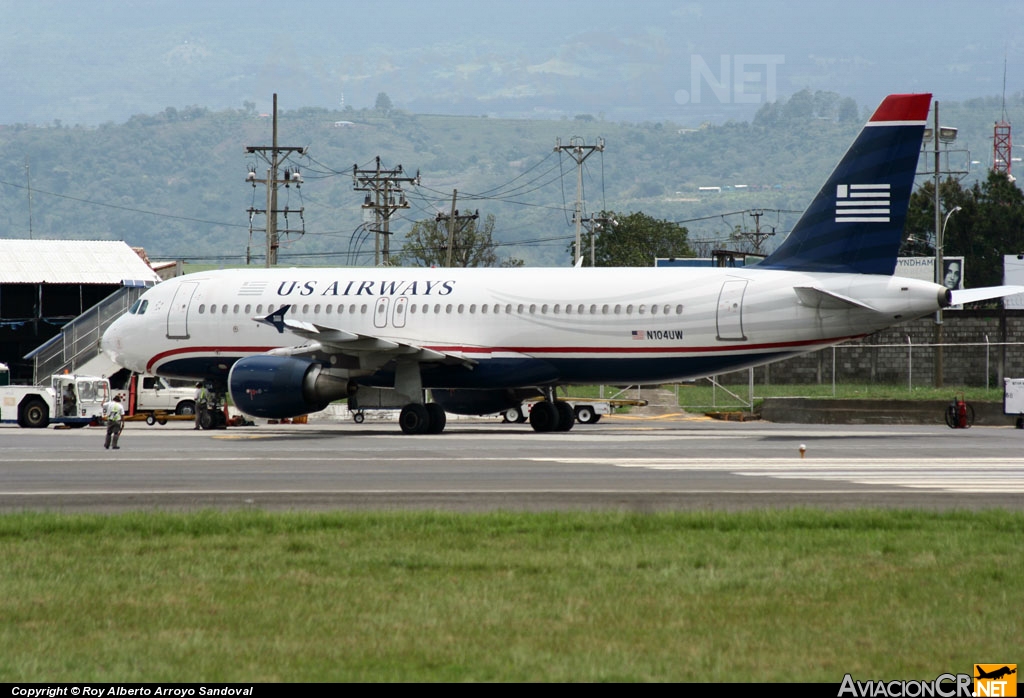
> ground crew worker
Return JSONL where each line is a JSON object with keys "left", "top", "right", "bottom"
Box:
{"left": 104, "top": 395, "right": 125, "bottom": 450}
{"left": 62, "top": 382, "right": 76, "bottom": 417}
{"left": 194, "top": 382, "right": 208, "bottom": 430}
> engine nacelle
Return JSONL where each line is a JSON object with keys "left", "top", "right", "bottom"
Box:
{"left": 228, "top": 356, "right": 352, "bottom": 419}
{"left": 431, "top": 388, "right": 541, "bottom": 416}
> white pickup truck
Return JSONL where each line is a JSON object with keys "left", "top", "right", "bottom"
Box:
{"left": 111, "top": 373, "right": 196, "bottom": 424}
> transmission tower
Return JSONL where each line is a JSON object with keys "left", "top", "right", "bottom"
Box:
{"left": 352, "top": 157, "right": 419, "bottom": 266}
{"left": 244, "top": 94, "right": 307, "bottom": 267}
{"left": 994, "top": 63, "right": 1012, "bottom": 175}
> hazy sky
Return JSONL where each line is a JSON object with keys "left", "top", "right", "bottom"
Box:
{"left": 2, "top": 0, "right": 1023, "bottom": 124}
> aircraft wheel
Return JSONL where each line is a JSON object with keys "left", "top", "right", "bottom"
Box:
{"left": 554, "top": 401, "right": 575, "bottom": 432}
{"left": 399, "top": 404, "right": 430, "bottom": 435}
{"left": 199, "top": 410, "right": 213, "bottom": 430}
{"left": 574, "top": 405, "right": 597, "bottom": 424}
{"left": 529, "top": 401, "right": 558, "bottom": 432}
{"left": 353, "top": 412, "right": 365, "bottom": 424}
{"left": 425, "top": 403, "right": 447, "bottom": 434}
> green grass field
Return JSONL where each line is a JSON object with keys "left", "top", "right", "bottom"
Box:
{"left": 1, "top": 510, "right": 1019, "bottom": 682}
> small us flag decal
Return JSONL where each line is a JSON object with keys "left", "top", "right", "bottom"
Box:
{"left": 835, "top": 183, "right": 890, "bottom": 223}
{"left": 238, "top": 281, "right": 268, "bottom": 296}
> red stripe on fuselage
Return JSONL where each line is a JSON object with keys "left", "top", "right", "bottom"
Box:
{"left": 145, "top": 334, "right": 866, "bottom": 372}
{"left": 146, "top": 346, "right": 276, "bottom": 373}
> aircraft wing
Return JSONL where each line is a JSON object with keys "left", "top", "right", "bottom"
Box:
{"left": 254, "top": 304, "right": 475, "bottom": 366}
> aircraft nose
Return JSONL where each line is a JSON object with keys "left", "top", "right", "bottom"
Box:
{"left": 100, "top": 315, "right": 126, "bottom": 365}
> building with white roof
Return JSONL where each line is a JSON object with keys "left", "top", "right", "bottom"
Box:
{"left": 0, "top": 240, "right": 162, "bottom": 382}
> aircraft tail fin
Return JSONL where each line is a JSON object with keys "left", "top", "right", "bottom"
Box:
{"left": 760, "top": 93, "right": 932, "bottom": 275}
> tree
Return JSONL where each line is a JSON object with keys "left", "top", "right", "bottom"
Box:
{"left": 397, "top": 213, "right": 521, "bottom": 268}
{"left": 837, "top": 97, "right": 859, "bottom": 123}
{"left": 374, "top": 92, "right": 393, "bottom": 114}
{"left": 902, "top": 171, "right": 1024, "bottom": 288}
{"left": 572, "top": 211, "right": 692, "bottom": 266}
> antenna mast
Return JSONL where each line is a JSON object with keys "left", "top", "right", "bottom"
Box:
{"left": 993, "top": 58, "right": 1012, "bottom": 175}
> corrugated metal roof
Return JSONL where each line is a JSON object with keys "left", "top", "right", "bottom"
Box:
{"left": 0, "top": 240, "right": 161, "bottom": 285}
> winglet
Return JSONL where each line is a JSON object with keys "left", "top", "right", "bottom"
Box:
{"left": 255, "top": 304, "right": 291, "bottom": 333}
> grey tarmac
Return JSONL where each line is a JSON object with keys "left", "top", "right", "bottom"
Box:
{"left": 0, "top": 415, "right": 1021, "bottom": 513}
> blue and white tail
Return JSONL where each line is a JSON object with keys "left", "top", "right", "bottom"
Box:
{"left": 760, "top": 93, "right": 932, "bottom": 275}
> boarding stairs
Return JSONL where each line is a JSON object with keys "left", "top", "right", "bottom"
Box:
{"left": 27, "top": 286, "right": 147, "bottom": 384}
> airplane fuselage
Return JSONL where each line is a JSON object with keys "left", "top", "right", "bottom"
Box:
{"left": 102, "top": 265, "right": 948, "bottom": 388}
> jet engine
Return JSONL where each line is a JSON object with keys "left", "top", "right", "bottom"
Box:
{"left": 228, "top": 356, "right": 352, "bottom": 419}
{"left": 431, "top": 388, "right": 541, "bottom": 416}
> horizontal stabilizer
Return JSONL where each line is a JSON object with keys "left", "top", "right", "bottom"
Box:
{"left": 950, "top": 285, "right": 1024, "bottom": 306}
{"left": 794, "top": 286, "right": 877, "bottom": 311}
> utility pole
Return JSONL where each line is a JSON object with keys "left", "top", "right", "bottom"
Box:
{"left": 245, "top": 94, "right": 307, "bottom": 267}
{"left": 352, "top": 157, "right": 419, "bottom": 266}
{"left": 554, "top": 136, "right": 604, "bottom": 266}
{"left": 25, "top": 156, "right": 33, "bottom": 239}
{"left": 915, "top": 101, "right": 967, "bottom": 388}
{"left": 579, "top": 214, "right": 616, "bottom": 266}
{"left": 934, "top": 102, "right": 944, "bottom": 388}
{"left": 435, "top": 189, "right": 479, "bottom": 267}
{"left": 737, "top": 209, "right": 775, "bottom": 255}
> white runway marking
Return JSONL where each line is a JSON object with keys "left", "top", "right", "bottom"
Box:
{"left": 539, "top": 458, "right": 1024, "bottom": 493}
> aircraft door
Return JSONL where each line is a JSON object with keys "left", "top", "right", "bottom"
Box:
{"left": 716, "top": 279, "right": 748, "bottom": 341}
{"left": 392, "top": 297, "right": 408, "bottom": 328}
{"left": 167, "top": 281, "right": 198, "bottom": 339}
{"left": 373, "top": 297, "right": 390, "bottom": 329}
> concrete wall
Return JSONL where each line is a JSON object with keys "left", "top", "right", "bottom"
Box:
{"left": 760, "top": 397, "right": 1021, "bottom": 426}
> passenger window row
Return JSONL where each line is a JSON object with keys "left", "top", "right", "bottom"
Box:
{"left": 194, "top": 302, "right": 685, "bottom": 317}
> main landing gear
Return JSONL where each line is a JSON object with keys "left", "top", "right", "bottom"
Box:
{"left": 398, "top": 402, "right": 447, "bottom": 435}
{"left": 395, "top": 361, "right": 447, "bottom": 435}
{"left": 529, "top": 390, "right": 574, "bottom": 433}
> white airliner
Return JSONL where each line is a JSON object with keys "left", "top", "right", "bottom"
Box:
{"left": 101, "top": 93, "right": 1022, "bottom": 434}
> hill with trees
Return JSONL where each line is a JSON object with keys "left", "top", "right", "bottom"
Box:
{"left": 1, "top": 90, "right": 1022, "bottom": 268}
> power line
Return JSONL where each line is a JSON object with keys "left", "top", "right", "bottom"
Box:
{"left": 0, "top": 177, "right": 248, "bottom": 229}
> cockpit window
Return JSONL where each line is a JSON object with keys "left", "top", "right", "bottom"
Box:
{"left": 128, "top": 299, "right": 149, "bottom": 315}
